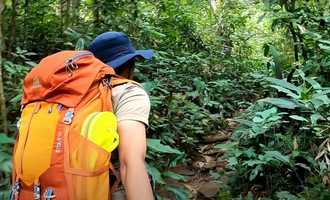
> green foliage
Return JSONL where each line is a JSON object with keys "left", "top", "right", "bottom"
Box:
{"left": 214, "top": 2, "right": 330, "bottom": 197}
{"left": 218, "top": 71, "right": 330, "bottom": 197}
{"left": 1, "top": 0, "right": 330, "bottom": 199}
{"left": 0, "top": 133, "right": 14, "bottom": 197}
{"left": 147, "top": 139, "right": 183, "bottom": 155}
{"left": 2, "top": 48, "right": 34, "bottom": 131}
{"left": 261, "top": 0, "right": 330, "bottom": 82}
{"left": 146, "top": 139, "right": 188, "bottom": 199}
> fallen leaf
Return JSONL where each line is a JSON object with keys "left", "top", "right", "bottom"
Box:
{"left": 202, "top": 132, "right": 229, "bottom": 143}
{"left": 198, "top": 181, "right": 220, "bottom": 198}
{"left": 171, "top": 165, "right": 195, "bottom": 176}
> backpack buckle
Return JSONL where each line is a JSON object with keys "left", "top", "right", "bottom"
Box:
{"left": 33, "top": 182, "right": 41, "bottom": 200}
{"left": 9, "top": 181, "right": 20, "bottom": 200}
{"left": 16, "top": 118, "right": 21, "bottom": 129}
{"left": 102, "top": 76, "right": 112, "bottom": 88}
{"left": 44, "top": 187, "right": 56, "bottom": 200}
{"left": 63, "top": 109, "right": 75, "bottom": 125}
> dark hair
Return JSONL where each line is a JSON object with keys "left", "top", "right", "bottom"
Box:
{"left": 114, "top": 59, "right": 136, "bottom": 75}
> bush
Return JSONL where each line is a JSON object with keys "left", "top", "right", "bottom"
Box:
{"left": 218, "top": 70, "right": 330, "bottom": 198}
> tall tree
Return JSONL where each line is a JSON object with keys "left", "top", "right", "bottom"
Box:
{"left": 128, "top": 0, "right": 138, "bottom": 35}
{"left": 23, "top": 0, "right": 29, "bottom": 49}
{"left": 0, "top": 0, "right": 8, "bottom": 134}
{"left": 93, "top": 0, "right": 100, "bottom": 28}
{"left": 60, "top": 0, "right": 71, "bottom": 29}
{"left": 71, "top": 0, "right": 80, "bottom": 25}
{"left": 8, "top": 0, "right": 18, "bottom": 53}
{"left": 60, "top": 0, "right": 64, "bottom": 34}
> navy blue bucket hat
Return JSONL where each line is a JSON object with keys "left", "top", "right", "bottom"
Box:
{"left": 89, "top": 32, "right": 153, "bottom": 69}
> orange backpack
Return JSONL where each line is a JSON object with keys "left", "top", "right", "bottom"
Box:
{"left": 10, "top": 51, "right": 129, "bottom": 200}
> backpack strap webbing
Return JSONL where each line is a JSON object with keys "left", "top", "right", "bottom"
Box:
{"left": 99, "top": 76, "right": 139, "bottom": 112}
{"left": 99, "top": 83, "right": 113, "bottom": 112}
{"left": 112, "top": 76, "right": 139, "bottom": 87}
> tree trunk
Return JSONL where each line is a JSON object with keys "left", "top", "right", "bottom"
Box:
{"left": 0, "top": 0, "right": 9, "bottom": 134}
{"left": 72, "top": 0, "right": 80, "bottom": 8}
{"left": 60, "top": 0, "right": 71, "bottom": 29}
{"left": 209, "top": 0, "right": 217, "bottom": 15}
{"left": 23, "top": 0, "right": 29, "bottom": 49}
{"left": 71, "top": 0, "right": 80, "bottom": 25}
{"left": 288, "top": 22, "right": 299, "bottom": 62}
{"left": 93, "top": 0, "right": 100, "bottom": 28}
{"left": 8, "top": 0, "right": 18, "bottom": 53}
{"left": 60, "top": 0, "right": 64, "bottom": 35}
{"left": 128, "top": 0, "right": 138, "bottom": 36}
{"left": 66, "top": 0, "right": 71, "bottom": 28}
{"left": 287, "top": 22, "right": 300, "bottom": 83}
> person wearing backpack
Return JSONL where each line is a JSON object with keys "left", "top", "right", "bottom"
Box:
{"left": 10, "top": 32, "right": 154, "bottom": 200}
{"left": 89, "top": 32, "right": 154, "bottom": 200}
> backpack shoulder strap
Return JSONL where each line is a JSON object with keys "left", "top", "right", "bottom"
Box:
{"left": 111, "top": 76, "right": 140, "bottom": 87}
{"left": 98, "top": 76, "right": 141, "bottom": 112}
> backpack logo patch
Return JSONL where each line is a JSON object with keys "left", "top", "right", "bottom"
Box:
{"left": 32, "top": 77, "right": 41, "bottom": 89}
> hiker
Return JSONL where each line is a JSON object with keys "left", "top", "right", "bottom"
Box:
{"left": 10, "top": 32, "right": 154, "bottom": 200}
{"left": 89, "top": 32, "right": 154, "bottom": 200}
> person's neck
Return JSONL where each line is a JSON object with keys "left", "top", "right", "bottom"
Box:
{"left": 118, "top": 66, "right": 134, "bottom": 79}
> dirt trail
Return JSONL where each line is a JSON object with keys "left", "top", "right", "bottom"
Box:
{"left": 160, "top": 119, "right": 237, "bottom": 199}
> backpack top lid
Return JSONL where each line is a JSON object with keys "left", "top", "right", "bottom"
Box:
{"left": 21, "top": 50, "right": 115, "bottom": 107}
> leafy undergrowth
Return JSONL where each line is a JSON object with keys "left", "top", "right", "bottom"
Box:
{"left": 217, "top": 71, "right": 330, "bottom": 199}
{"left": 0, "top": 48, "right": 263, "bottom": 199}
{"left": 145, "top": 66, "right": 330, "bottom": 200}
{"left": 141, "top": 52, "right": 266, "bottom": 199}
{"left": 148, "top": 118, "right": 236, "bottom": 200}
{"left": 2, "top": 51, "right": 330, "bottom": 200}
{"left": 1, "top": 1, "right": 330, "bottom": 199}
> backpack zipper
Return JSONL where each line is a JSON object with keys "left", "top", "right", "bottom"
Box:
{"left": 65, "top": 51, "right": 94, "bottom": 65}
{"left": 65, "top": 51, "right": 94, "bottom": 75}
{"left": 18, "top": 102, "right": 40, "bottom": 179}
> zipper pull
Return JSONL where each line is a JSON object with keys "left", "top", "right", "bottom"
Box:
{"left": 57, "top": 104, "right": 63, "bottom": 112}
{"left": 65, "top": 51, "right": 93, "bottom": 76}
{"left": 48, "top": 104, "right": 53, "bottom": 113}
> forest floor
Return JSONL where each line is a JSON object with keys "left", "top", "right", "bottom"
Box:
{"left": 159, "top": 118, "right": 238, "bottom": 200}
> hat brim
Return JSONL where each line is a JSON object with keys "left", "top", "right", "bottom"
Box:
{"left": 106, "top": 49, "right": 153, "bottom": 69}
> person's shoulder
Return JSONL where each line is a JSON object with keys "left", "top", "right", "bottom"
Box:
{"left": 111, "top": 82, "right": 151, "bottom": 126}
{"left": 112, "top": 82, "right": 149, "bottom": 98}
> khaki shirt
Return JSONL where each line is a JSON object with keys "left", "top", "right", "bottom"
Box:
{"left": 112, "top": 83, "right": 150, "bottom": 126}
{"left": 111, "top": 83, "right": 150, "bottom": 200}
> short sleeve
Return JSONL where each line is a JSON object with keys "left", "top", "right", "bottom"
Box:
{"left": 111, "top": 83, "right": 151, "bottom": 126}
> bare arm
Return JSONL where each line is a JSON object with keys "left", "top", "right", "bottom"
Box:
{"left": 118, "top": 120, "right": 154, "bottom": 200}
